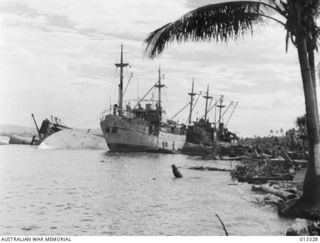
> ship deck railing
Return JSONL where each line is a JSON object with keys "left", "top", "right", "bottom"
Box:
{"left": 100, "top": 108, "right": 112, "bottom": 121}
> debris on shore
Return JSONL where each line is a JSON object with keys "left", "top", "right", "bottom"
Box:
{"left": 227, "top": 144, "right": 308, "bottom": 184}
{"left": 285, "top": 219, "right": 320, "bottom": 236}
{"left": 248, "top": 180, "right": 320, "bottom": 236}
{"left": 231, "top": 157, "right": 295, "bottom": 184}
{"left": 252, "top": 182, "right": 300, "bottom": 204}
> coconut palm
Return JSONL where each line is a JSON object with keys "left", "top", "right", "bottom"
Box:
{"left": 145, "top": 0, "right": 320, "bottom": 219}
{"left": 296, "top": 114, "right": 307, "bottom": 130}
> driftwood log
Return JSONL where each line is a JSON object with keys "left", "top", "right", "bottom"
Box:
{"left": 252, "top": 184, "right": 297, "bottom": 200}
{"left": 264, "top": 193, "right": 285, "bottom": 205}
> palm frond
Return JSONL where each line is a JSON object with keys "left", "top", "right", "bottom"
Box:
{"left": 145, "top": 1, "right": 281, "bottom": 58}
{"left": 285, "top": 0, "right": 320, "bottom": 51}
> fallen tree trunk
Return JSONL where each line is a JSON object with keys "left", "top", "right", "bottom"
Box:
{"left": 264, "top": 193, "right": 285, "bottom": 205}
{"left": 252, "top": 184, "right": 297, "bottom": 200}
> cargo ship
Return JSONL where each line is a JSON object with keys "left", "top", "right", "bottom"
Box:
{"left": 100, "top": 44, "right": 186, "bottom": 153}
{"left": 182, "top": 81, "right": 239, "bottom": 155}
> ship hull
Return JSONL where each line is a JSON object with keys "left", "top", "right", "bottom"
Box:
{"left": 100, "top": 114, "right": 186, "bottom": 153}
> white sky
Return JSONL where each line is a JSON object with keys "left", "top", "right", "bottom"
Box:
{"left": 0, "top": 0, "right": 318, "bottom": 137}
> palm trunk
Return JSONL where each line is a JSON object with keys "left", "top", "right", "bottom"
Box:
{"left": 307, "top": 48, "right": 319, "bottom": 116}
{"left": 296, "top": 36, "right": 320, "bottom": 207}
{"left": 308, "top": 49, "right": 317, "bottom": 90}
{"left": 281, "top": 36, "right": 320, "bottom": 219}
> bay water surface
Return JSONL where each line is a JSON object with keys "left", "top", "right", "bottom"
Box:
{"left": 0, "top": 145, "right": 300, "bottom": 235}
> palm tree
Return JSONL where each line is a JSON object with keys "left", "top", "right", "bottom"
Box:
{"left": 296, "top": 114, "right": 308, "bottom": 150}
{"left": 145, "top": 0, "right": 320, "bottom": 219}
{"left": 296, "top": 114, "right": 307, "bottom": 130}
{"left": 270, "top": 129, "right": 274, "bottom": 137}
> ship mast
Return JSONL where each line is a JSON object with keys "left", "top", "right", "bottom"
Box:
{"left": 115, "top": 44, "right": 129, "bottom": 113}
{"left": 188, "top": 78, "right": 196, "bottom": 124}
{"left": 217, "top": 95, "right": 225, "bottom": 124}
{"left": 154, "top": 67, "right": 165, "bottom": 112}
{"left": 203, "top": 84, "right": 212, "bottom": 121}
{"left": 31, "top": 113, "right": 41, "bottom": 139}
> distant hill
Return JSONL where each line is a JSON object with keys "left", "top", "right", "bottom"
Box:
{"left": 0, "top": 124, "right": 37, "bottom": 137}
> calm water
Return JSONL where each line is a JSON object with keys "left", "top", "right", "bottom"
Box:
{"left": 0, "top": 145, "right": 298, "bottom": 236}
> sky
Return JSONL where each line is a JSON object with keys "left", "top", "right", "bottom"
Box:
{"left": 0, "top": 0, "right": 319, "bottom": 137}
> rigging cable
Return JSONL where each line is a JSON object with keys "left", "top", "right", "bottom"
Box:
{"left": 171, "top": 102, "right": 191, "bottom": 121}
{"left": 220, "top": 101, "right": 234, "bottom": 122}
{"left": 225, "top": 102, "right": 239, "bottom": 127}
{"left": 133, "top": 79, "right": 161, "bottom": 108}
{"left": 123, "top": 73, "right": 133, "bottom": 97}
{"left": 199, "top": 97, "right": 222, "bottom": 120}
